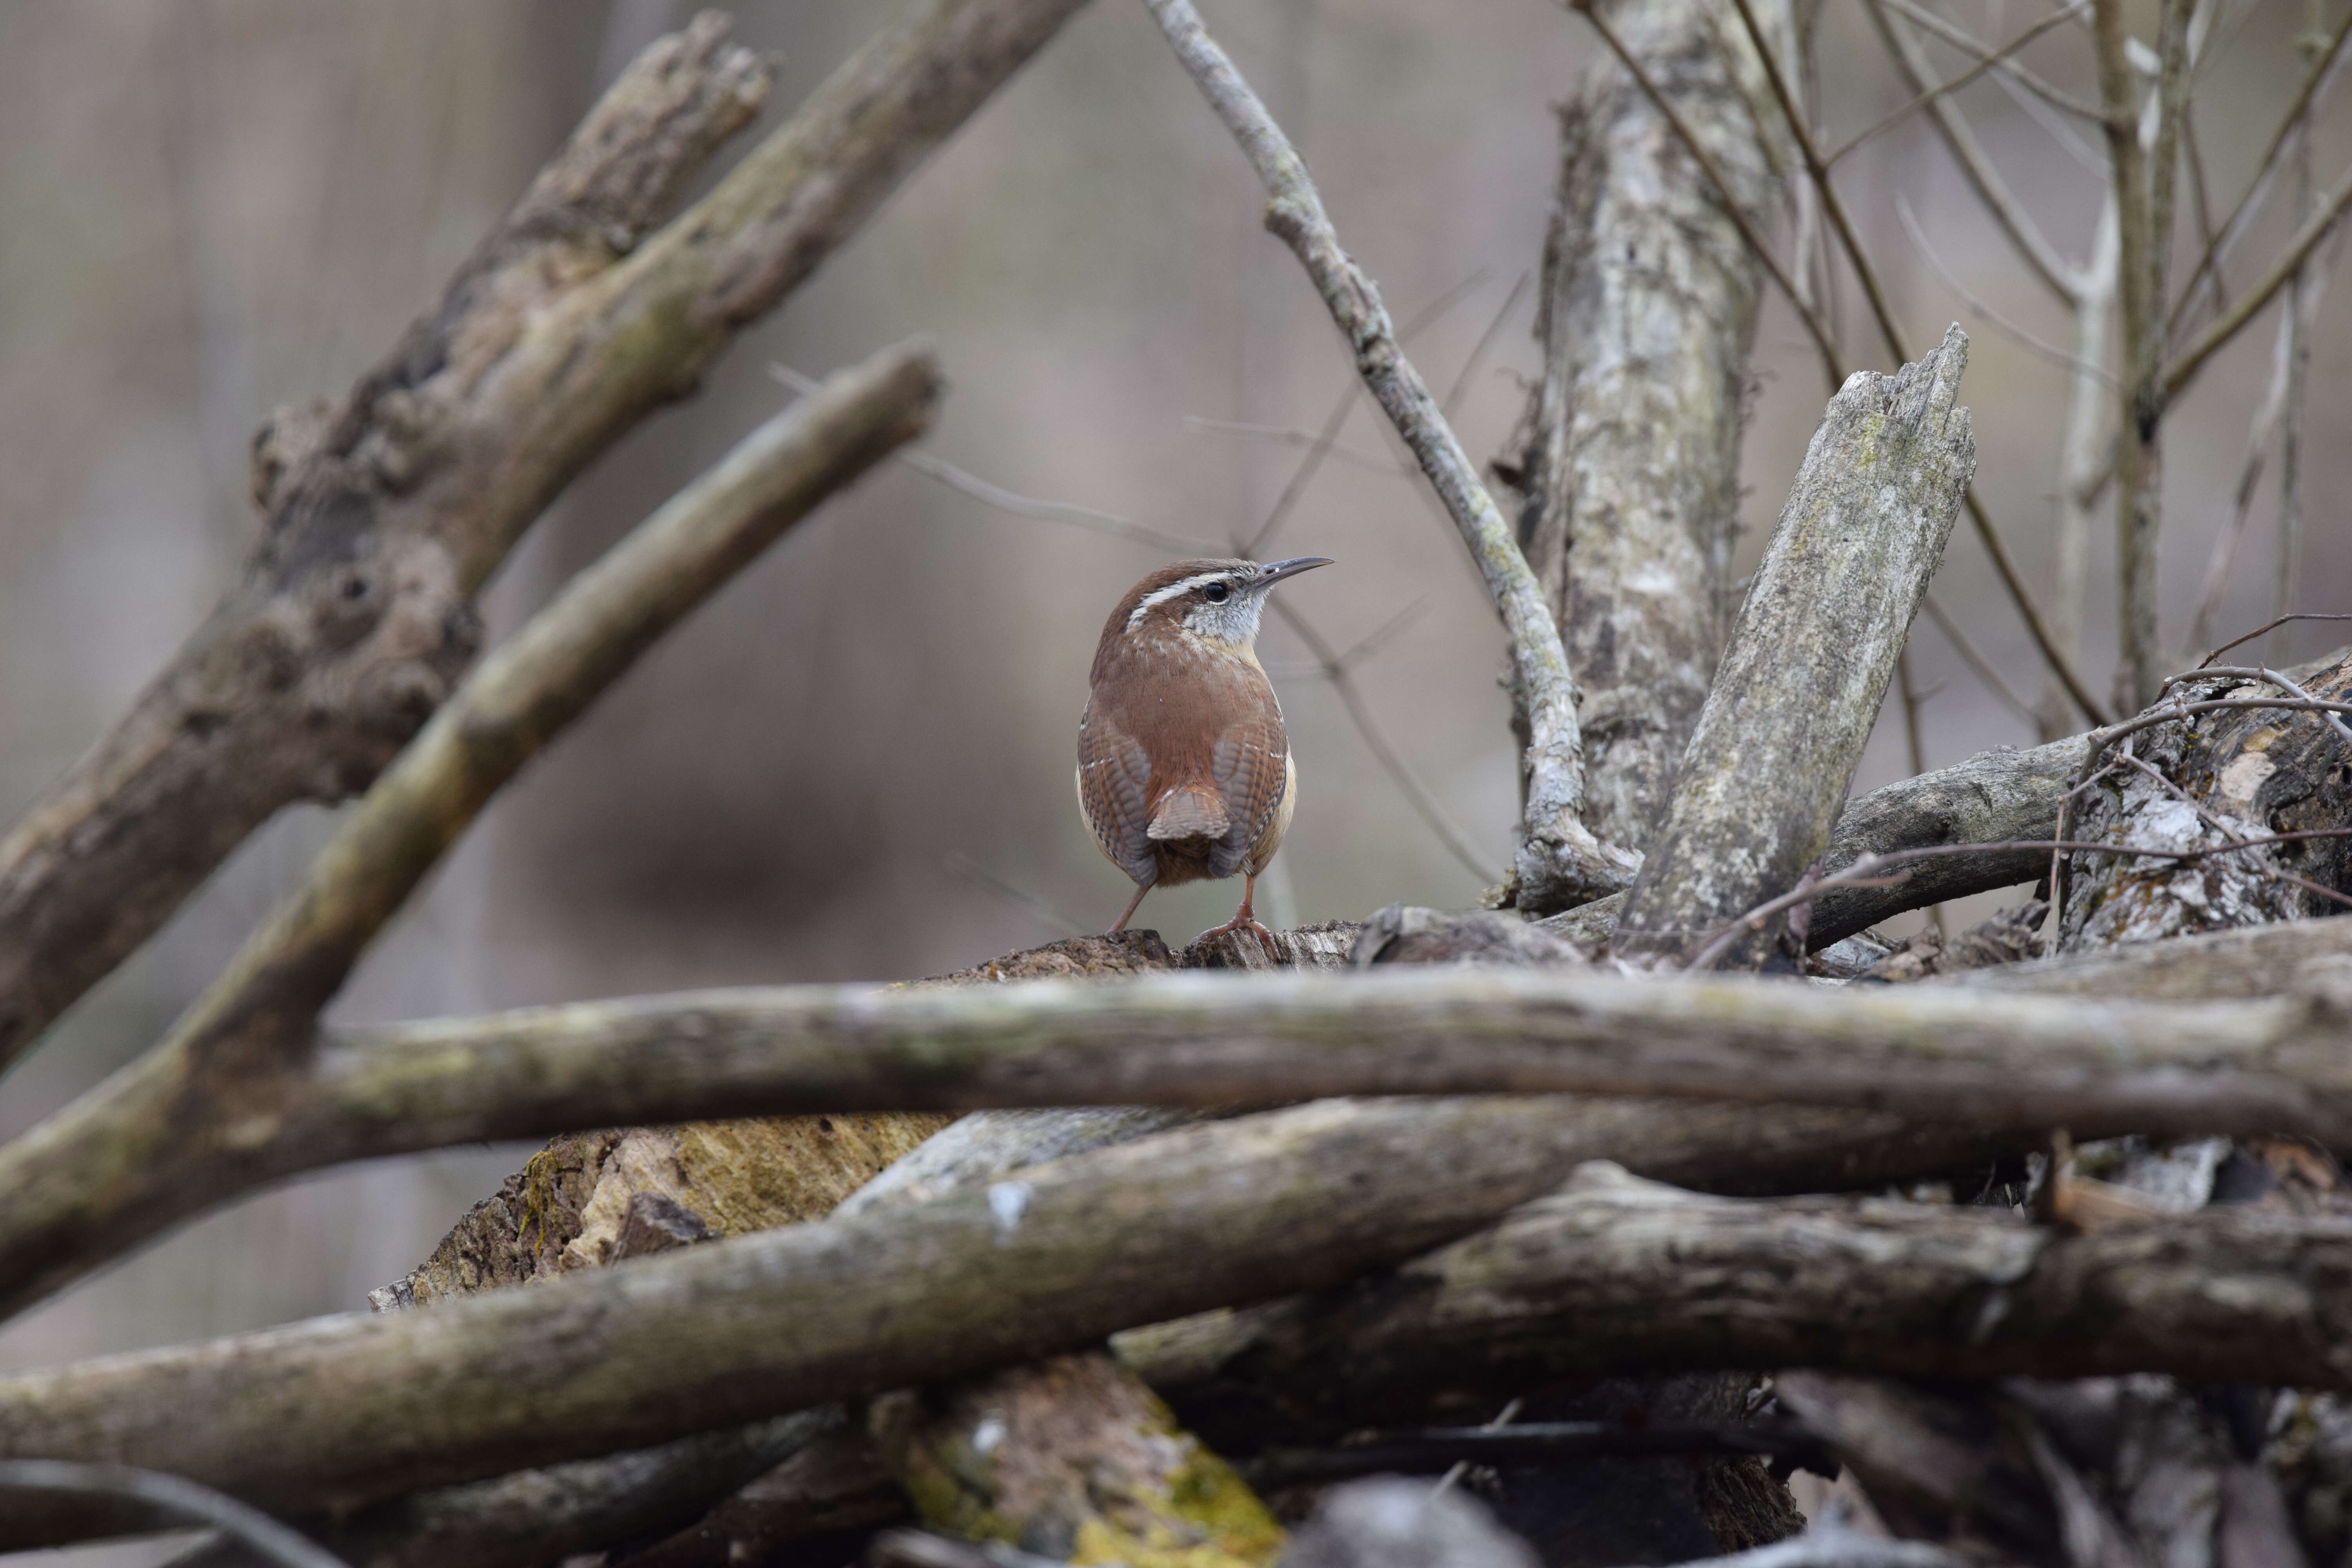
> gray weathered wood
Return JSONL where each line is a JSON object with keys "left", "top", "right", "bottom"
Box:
{"left": 1510, "top": 0, "right": 1791, "bottom": 853}
{"left": 0, "top": 345, "right": 940, "bottom": 1323}
{"left": 0, "top": 1094, "right": 2009, "bottom": 1545}
{"left": 0, "top": 0, "right": 1093, "bottom": 1072}
{"left": 1613, "top": 328, "right": 1976, "bottom": 965}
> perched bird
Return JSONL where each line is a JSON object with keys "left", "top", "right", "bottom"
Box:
{"left": 1077, "top": 555, "right": 1332, "bottom": 951}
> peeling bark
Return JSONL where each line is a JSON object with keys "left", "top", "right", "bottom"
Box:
{"left": 1509, "top": 0, "right": 1791, "bottom": 853}
{"left": 2058, "top": 657, "right": 2352, "bottom": 952}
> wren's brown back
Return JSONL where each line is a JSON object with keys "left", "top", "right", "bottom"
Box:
{"left": 1077, "top": 561, "right": 1291, "bottom": 893}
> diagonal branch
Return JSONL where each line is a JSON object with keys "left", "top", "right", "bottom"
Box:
{"left": 1140, "top": 0, "right": 1640, "bottom": 912}
{"left": 0, "top": 0, "right": 1096, "bottom": 1075}
{"left": 0, "top": 344, "right": 941, "bottom": 1323}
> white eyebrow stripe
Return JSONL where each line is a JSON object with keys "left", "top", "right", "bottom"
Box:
{"left": 1124, "top": 572, "right": 1232, "bottom": 632}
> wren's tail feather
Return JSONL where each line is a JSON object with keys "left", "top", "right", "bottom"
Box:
{"left": 1147, "top": 784, "right": 1230, "bottom": 843}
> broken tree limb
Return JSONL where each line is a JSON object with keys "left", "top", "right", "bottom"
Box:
{"left": 1138, "top": 0, "right": 1640, "bottom": 915}
{"left": 1164, "top": 1162, "right": 2352, "bottom": 1413}
{"left": 0, "top": 0, "right": 1094, "bottom": 1073}
{"left": 1508, "top": 0, "right": 1789, "bottom": 853}
{"left": 0, "top": 342, "right": 940, "bottom": 1323}
{"left": 0, "top": 1093, "right": 2014, "bottom": 1546}
{"left": 0, "top": 15, "right": 767, "bottom": 1073}
{"left": 1613, "top": 329, "right": 1976, "bottom": 966}
{"left": 1541, "top": 732, "right": 2090, "bottom": 950}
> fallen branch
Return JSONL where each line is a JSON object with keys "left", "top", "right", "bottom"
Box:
{"left": 14, "top": 922, "right": 2352, "bottom": 1324}
{"left": 0, "top": 0, "right": 1090, "bottom": 1071}
{"left": 0, "top": 1094, "right": 2013, "bottom": 1544}
{"left": 0, "top": 343, "right": 940, "bottom": 1321}
{"left": 1141, "top": 0, "right": 1640, "bottom": 913}
{"left": 1613, "top": 330, "right": 1975, "bottom": 966}
{"left": 0, "top": 1461, "right": 350, "bottom": 1568}
{"left": 1178, "top": 1162, "right": 2352, "bottom": 1413}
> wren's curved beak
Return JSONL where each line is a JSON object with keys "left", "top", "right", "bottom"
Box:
{"left": 1253, "top": 556, "right": 1334, "bottom": 589}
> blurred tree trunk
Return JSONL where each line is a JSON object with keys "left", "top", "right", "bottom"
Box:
{"left": 1505, "top": 0, "right": 1793, "bottom": 855}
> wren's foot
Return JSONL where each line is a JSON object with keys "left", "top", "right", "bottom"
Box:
{"left": 1195, "top": 912, "right": 1283, "bottom": 964}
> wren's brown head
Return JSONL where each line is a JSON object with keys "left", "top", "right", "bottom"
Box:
{"left": 1077, "top": 556, "right": 1332, "bottom": 955}
{"left": 1090, "top": 557, "right": 1332, "bottom": 675}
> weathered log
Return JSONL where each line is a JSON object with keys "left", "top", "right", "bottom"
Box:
{"left": 1614, "top": 328, "right": 1976, "bottom": 965}
{"left": 0, "top": 343, "right": 940, "bottom": 1322}
{"left": 1540, "top": 732, "right": 2092, "bottom": 950}
{"left": 0, "top": 0, "right": 1095, "bottom": 1071}
{"left": 1147, "top": 1162, "right": 2352, "bottom": 1408}
{"left": 0, "top": 1093, "right": 2013, "bottom": 1545}
{"left": 2056, "top": 657, "right": 2352, "bottom": 951}
{"left": 1505, "top": 0, "right": 1791, "bottom": 855}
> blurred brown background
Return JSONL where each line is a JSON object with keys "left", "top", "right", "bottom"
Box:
{"left": 0, "top": 0, "right": 2340, "bottom": 1403}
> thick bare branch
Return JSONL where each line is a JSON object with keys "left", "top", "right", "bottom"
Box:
{"left": 0, "top": 16, "right": 768, "bottom": 1071}
{"left": 1613, "top": 330, "right": 1975, "bottom": 966}
{"left": 1160, "top": 1161, "right": 2352, "bottom": 1410}
{"left": 0, "top": 0, "right": 1094, "bottom": 1073}
{"left": 1139, "top": 0, "right": 1640, "bottom": 913}
{"left": 1512, "top": 0, "right": 1789, "bottom": 853}
{"left": 0, "top": 344, "right": 941, "bottom": 1321}
{"left": 0, "top": 1094, "right": 2012, "bottom": 1546}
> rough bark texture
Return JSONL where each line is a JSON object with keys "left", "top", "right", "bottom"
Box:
{"left": 1541, "top": 733, "right": 2089, "bottom": 963}
{"left": 1613, "top": 329, "right": 1976, "bottom": 965}
{"left": 0, "top": 343, "right": 942, "bottom": 1324}
{"left": 1508, "top": 0, "right": 1790, "bottom": 853}
{"left": 0, "top": 1090, "right": 2019, "bottom": 1545}
{"left": 2057, "top": 657, "right": 2352, "bottom": 951}
{"left": 0, "top": 15, "right": 771, "bottom": 1074}
{"left": 1157, "top": 1162, "right": 2352, "bottom": 1404}
{"left": 0, "top": 0, "right": 1099, "bottom": 1072}
{"left": 1958, "top": 907, "right": 2352, "bottom": 1000}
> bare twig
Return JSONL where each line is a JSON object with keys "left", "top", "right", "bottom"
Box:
{"left": 1827, "top": 4, "right": 2086, "bottom": 166}
{"left": 0, "top": 344, "right": 942, "bottom": 1321}
{"left": 1442, "top": 271, "right": 1533, "bottom": 421}
{"left": 1920, "top": 595, "right": 2039, "bottom": 727}
{"left": 2197, "top": 611, "right": 2352, "bottom": 667}
{"left": 1143, "top": 0, "right": 1638, "bottom": 909}
{"left": 2276, "top": 94, "right": 2320, "bottom": 663}
{"left": 1182, "top": 417, "right": 1396, "bottom": 476}
{"left": 2160, "top": 161, "right": 2352, "bottom": 405}
{"left": 1243, "top": 267, "right": 1491, "bottom": 557}
{"left": 2164, "top": 2, "right": 2352, "bottom": 340}
{"left": 1723, "top": 0, "right": 2110, "bottom": 726}
{"left": 1894, "top": 197, "right": 2113, "bottom": 382}
{"left": 0, "top": 1460, "right": 351, "bottom": 1568}
{"left": 2188, "top": 303, "right": 2303, "bottom": 653}
{"left": 0, "top": 0, "right": 1093, "bottom": 1074}
{"left": 1875, "top": 0, "right": 2106, "bottom": 121}
{"left": 1269, "top": 596, "right": 1499, "bottom": 886}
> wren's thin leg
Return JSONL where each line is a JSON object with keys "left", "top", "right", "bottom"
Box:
{"left": 1195, "top": 872, "right": 1282, "bottom": 962}
{"left": 1109, "top": 880, "right": 1152, "bottom": 933}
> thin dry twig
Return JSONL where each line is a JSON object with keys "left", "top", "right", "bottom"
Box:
{"left": 1876, "top": 0, "right": 2105, "bottom": 121}
{"left": 2165, "top": 3, "right": 2352, "bottom": 341}
{"left": 1722, "top": 0, "right": 2111, "bottom": 726}
{"left": 1145, "top": 0, "right": 1637, "bottom": 908}
{"left": 1827, "top": 4, "right": 2086, "bottom": 165}
{"left": 0, "top": 1460, "right": 350, "bottom": 1568}
{"left": 1895, "top": 196, "right": 2116, "bottom": 383}
{"left": 1921, "top": 595, "right": 2040, "bottom": 727}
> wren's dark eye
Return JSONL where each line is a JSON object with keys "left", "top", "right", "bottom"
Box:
{"left": 1202, "top": 582, "right": 1231, "bottom": 604}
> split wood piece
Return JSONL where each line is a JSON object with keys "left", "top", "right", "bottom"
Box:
{"left": 1954, "top": 910, "right": 2352, "bottom": 1002}
{"left": 2056, "top": 658, "right": 2352, "bottom": 952}
{"left": 1139, "top": 0, "right": 1640, "bottom": 915}
{"left": 1541, "top": 732, "right": 2089, "bottom": 951}
{"left": 0, "top": 1094, "right": 2015, "bottom": 1548}
{"left": 1508, "top": 0, "right": 1791, "bottom": 855}
{"left": 0, "top": 0, "right": 1093, "bottom": 1072}
{"left": 1143, "top": 1162, "right": 2352, "bottom": 1419}
{"left": 0, "top": 343, "right": 941, "bottom": 1323}
{"left": 1613, "top": 329, "right": 1976, "bottom": 967}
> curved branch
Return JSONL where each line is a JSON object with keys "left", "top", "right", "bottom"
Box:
{"left": 0, "top": 344, "right": 940, "bottom": 1322}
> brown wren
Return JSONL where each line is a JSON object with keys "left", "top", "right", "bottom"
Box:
{"left": 1077, "top": 556, "right": 1332, "bottom": 950}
